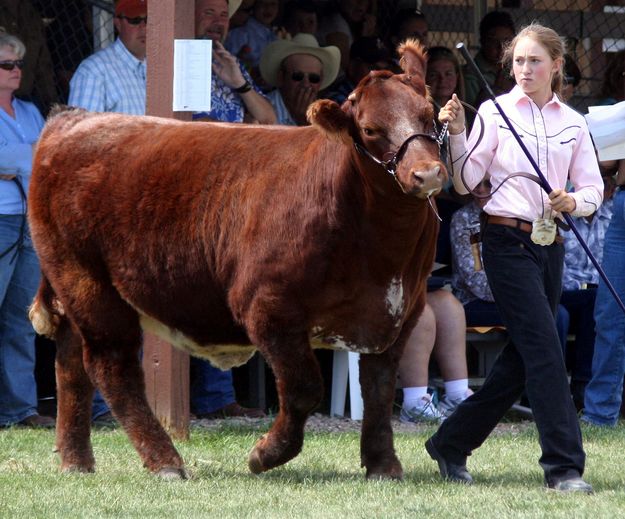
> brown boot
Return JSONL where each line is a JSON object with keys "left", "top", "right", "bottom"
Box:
{"left": 16, "top": 414, "right": 56, "bottom": 429}
{"left": 197, "top": 402, "right": 266, "bottom": 419}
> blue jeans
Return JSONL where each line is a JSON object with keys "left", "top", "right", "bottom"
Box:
{"left": 190, "top": 358, "right": 235, "bottom": 415}
{"left": 0, "top": 216, "right": 41, "bottom": 426}
{"left": 583, "top": 190, "right": 625, "bottom": 426}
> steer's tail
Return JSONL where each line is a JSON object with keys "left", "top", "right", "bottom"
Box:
{"left": 29, "top": 276, "right": 64, "bottom": 339}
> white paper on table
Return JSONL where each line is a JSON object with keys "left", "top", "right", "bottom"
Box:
{"left": 585, "top": 101, "right": 625, "bottom": 161}
{"left": 173, "top": 39, "right": 212, "bottom": 112}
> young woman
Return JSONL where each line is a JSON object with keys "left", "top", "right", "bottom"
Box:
{"left": 425, "top": 23, "right": 603, "bottom": 493}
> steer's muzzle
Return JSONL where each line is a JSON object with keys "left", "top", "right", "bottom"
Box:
{"left": 408, "top": 161, "right": 446, "bottom": 199}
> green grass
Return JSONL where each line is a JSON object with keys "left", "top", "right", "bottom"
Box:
{"left": 1, "top": 421, "right": 625, "bottom": 518}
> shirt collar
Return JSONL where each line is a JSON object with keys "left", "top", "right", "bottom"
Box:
{"left": 509, "top": 84, "right": 564, "bottom": 110}
{"left": 113, "top": 38, "right": 146, "bottom": 72}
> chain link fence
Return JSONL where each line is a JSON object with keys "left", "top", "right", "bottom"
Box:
{"left": 8, "top": 1, "right": 625, "bottom": 112}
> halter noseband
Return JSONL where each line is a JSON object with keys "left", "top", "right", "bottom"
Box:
{"left": 353, "top": 121, "right": 448, "bottom": 179}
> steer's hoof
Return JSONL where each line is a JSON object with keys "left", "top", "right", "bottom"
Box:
{"left": 248, "top": 447, "right": 268, "bottom": 474}
{"left": 156, "top": 467, "right": 190, "bottom": 480}
{"left": 365, "top": 459, "right": 403, "bottom": 481}
{"left": 61, "top": 464, "right": 95, "bottom": 474}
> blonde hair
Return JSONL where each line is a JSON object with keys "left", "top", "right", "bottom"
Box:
{"left": 0, "top": 31, "right": 26, "bottom": 59}
{"left": 501, "top": 23, "right": 566, "bottom": 98}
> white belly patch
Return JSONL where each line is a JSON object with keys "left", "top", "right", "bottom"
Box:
{"left": 385, "top": 276, "right": 404, "bottom": 326}
{"left": 139, "top": 314, "right": 256, "bottom": 370}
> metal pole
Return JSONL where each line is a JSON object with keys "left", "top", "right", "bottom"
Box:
{"left": 456, "top": 42, "right": 625, "bottom": 315}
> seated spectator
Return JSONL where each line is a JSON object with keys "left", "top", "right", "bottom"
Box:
{"left": 190, "top": 0, "right": 272, "bottom": 420}
{"left": 193, "top": 0, "right": 276, "bottom": 125}
{"left": 450, "top": 178, "right": 570, "bottom": 350}
{"left": 322, "top": 36, "right": 392, "bottom": 105}
{"left": 561, "top": 53, "right": 581, "bottom": 103}
{"left": 228, "top": 0, "right": 254, "bottom": 29}
{"left": 281, "top": 0, "right": 318, "bottom": 38}
{"left": 259, "top": 33, "right": 339, "bottom": 125}
{"left": 69, "top": 0, "right": 147, "bottom": 115}
{"left": 0, "top": 31, "right": 53, "bottom": 428}
{"left": 399, "top": 288, "right": 473, "bottom": 423}
{"left": 560, "top": 173, "right": 615, "bottom": 409}
{"left": 425, "top": 46, "right": 466, "bottom": 203}
{"left": 317, "top": 0, "right": 377, "bottom": 75}
{"left": 463, "top": 11, "right": 516, "bottom": 109}
{"left": 386, "top": 7, "right": 429, "bottom": 53}
{"left": 426, "top": 46, "right": 465, "bottom": 111}
{"left": 225, "top": 0, "right": 280, "bottom": 76}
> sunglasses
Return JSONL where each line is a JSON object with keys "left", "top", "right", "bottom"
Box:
{"left": 290, "top": 71, "right": 321, "bottom": 84}
{"left": 0, "top": 60, "right": 24, "bottom": 71}
{"left": 118, "top": 15, "right": 148, "bottom": 25}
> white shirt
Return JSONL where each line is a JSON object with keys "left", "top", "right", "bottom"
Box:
{"left": 449, "top": 85, "right": 603, "bottom": 220}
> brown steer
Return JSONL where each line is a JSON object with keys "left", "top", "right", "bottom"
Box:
{"left": 28, "top": 40, "right": 446, "bottom": 480}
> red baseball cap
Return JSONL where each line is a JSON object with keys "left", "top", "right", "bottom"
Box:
{"left": 115, "top": 0, "right": 147, "bottom": 17}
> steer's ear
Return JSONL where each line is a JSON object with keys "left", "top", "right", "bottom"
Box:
{"left": 397, "top": 38, "right": 427, "bottom": 96}
{"left": 307, "top": 99, "right": 353, "bottom": 142}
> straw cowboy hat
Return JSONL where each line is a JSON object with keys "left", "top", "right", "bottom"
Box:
{"left": 259, "top": 33, "right": 341, "bottom": 90}
{"left": 229, "top": 0, "right": 242, "bottom": 17}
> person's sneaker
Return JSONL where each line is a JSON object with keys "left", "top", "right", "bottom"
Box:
{"left": 438, "top": 389, "right": 474, "bottom": 418}
{"left": 400, "top": 395, "right": 443, "bottom": 424}
{"left": 15, "top": 414, "right": 55, "bottom": 429}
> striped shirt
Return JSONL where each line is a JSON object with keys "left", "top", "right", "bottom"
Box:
{"left": 69, "top": 38, "right": 146, "bottom": 115}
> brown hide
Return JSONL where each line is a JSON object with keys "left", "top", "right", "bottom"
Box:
{"left": 28, "top": 40, "right": 446, "bottom": 479}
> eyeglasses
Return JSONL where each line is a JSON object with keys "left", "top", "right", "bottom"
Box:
{"left": 118, "top": 15, "right": 148, "bottom": 25}
{"left": 0, "top": 60, "right": 24, "bottom": 71}
{"left": 290, "top": 71, "right": 322, "bottom": 84}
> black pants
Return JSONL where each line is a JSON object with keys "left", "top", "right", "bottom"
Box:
{"left": 431, "top": 223, "right": 585, "bottom": 482}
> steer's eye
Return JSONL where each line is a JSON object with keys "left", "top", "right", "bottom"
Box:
{"left": 363, "top": 128, "right": 374, "bottom": 137}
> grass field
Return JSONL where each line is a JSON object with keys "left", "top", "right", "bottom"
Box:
{"left": 1, "top": 420, "right": 625, "bottom": 518}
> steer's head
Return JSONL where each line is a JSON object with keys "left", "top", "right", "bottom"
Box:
{"left": 308, "top": 39, "right": 448, "bottom": 199}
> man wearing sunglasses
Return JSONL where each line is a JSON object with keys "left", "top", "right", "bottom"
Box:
{"left": 68, "top": 0, "right": 147, "bottom": 115}
{"left": 259, "top": 33, "right": 339, "bottom": 126}
{"left": 67, "top": 0, "right": 148, "bottom": 427}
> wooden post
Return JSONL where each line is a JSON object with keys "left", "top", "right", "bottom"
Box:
{"left": 143, "top": 0, "right": 195, "bottom": 439}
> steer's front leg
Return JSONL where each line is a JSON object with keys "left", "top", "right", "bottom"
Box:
{"left": 359, "top": 346, "right": 404, "bottom": 480}
{"left": 246, "top": 330, "right": 323, "bottom": 474}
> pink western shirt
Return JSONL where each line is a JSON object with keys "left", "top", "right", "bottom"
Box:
{"left": 449, "top": 85, "right": 603, "bottom": 221}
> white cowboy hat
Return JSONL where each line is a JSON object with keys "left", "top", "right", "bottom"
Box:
{"left": 229, "top": 0, "right": 242, "bottom": 18}
{"left": 259, "top": 33, "right": 341, "bottom": 90}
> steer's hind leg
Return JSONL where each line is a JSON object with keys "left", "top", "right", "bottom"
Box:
{"left": 54, "top": 319, "right": 96, "bottom": 473}
{"left": 359, "top": 347, "right": 404, "bottom": 480}
{"left": 247, "top": 330, "right": 324, "bottom": 474}
{"left": 65, "top": 280, "right": 187, "bottom": 479}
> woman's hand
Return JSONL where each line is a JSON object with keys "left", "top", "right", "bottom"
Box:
{"left": 549, "top": 188, "right": 576, "bottom": 213}
{"left": 438, "top": 93, "right": 465, "bottom": 135}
